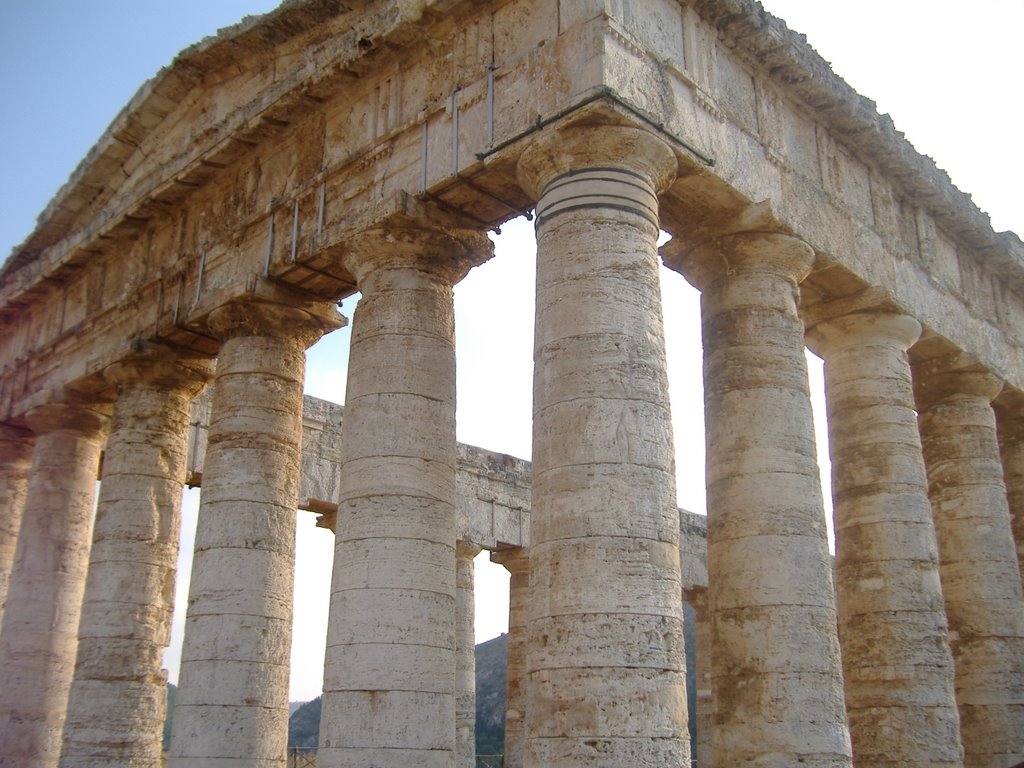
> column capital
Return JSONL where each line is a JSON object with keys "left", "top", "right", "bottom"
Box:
{"left": 341, "top": 223, "right": 493, "bottom": 291}
{"left": 24, "top": 395, "right": 110, "bottom": 440}
{"left": 806, "top": 310, "right": 922, "bottom": 357}
{"left": 913, "top": 362, "right": 1004, "bottom": 409}
{"left": 682, "top": 584, "right": 708, "bottom": 613}
{"left": 456, "top": 540, "right": 483, "bottom": 560}
{"left": 661, "top": 201, "right": 814, "bottom": 291}
{"left": 0, "top": 425, "right": 33, "bottom": 465}
{"left": 680, "top": 229, "right": 814, "bottom": 292}
{"left": 207, "top": 287, "right": 343, "bottom": 348}
{"left": 490, "top": 547, "right": 529, "bottom": 575}
{"left": 994, "top": 388, "right": 1024, "bottom": 438}
{"left": 103, "top": 343, "right": 214, "bottom": 398}
{"left": 516, "top": 124, "right": 677, "bottom": 202}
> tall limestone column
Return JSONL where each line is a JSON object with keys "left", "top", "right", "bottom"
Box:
{"left": 491, "top": 548, "right": 530, "bottom": 768}
{"left": 516, "top": 124, "right": 690, "bottom": 767}
{"left": 807, "top": 309, "right": 961, "bottom": 765}
{"left": 914, "top": 363, "right": 1024, "bottom": 765}
{"left": 60, "top": 348, "right": 213, "bottom": 768}
{"left": 0, "top": 425, "right": 33, "bottom": 625}
{"left": 0, "top": 397, "right": 109, "bottom": 768}
{"left": 456, "top": 542, "right": 482, "bottom": 768}
{"left": 668, "top": 225, "right": 853, "bottom": 766}
{"left": 319, "top": 224, "right": 491, "bottom": 768}
{"left": 994, "top": 389, "right": 1024, "bottom": 592}
{"left": 169, "top": 289, "right": 340, "bottom": 768}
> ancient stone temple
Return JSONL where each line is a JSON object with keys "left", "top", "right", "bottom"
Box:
{"left": 1, "top": 1, "right": 1023, "bottom": 767}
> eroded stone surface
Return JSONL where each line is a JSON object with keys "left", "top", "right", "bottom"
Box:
{"left": 319, "top": 225, "right": 491, "bottom": 768}
{"left": 0, "top": 0, "right": 1022, "bottom": 763}
{"left": 0, "top": 425, "right": 32, "bottom": 627}
{"left": 914, "top": 366, "right": 1024, "bottom": 767}
{"left": 675, "top": 229, "right": 853, "bottom": 767}
{"left": 0, "top": 400, "right": 109, "bottom": 768}
{"left": 517, "top": 124, "right": 690, "bottom": 768}
{"left": 169, "top": 297, "right": 338, "bottom": 768}
{"left": 60, "top": 350, "right": 212, "bottom": 768}
{"left": 808, "top": 311, "right": 961, "bottom": 766}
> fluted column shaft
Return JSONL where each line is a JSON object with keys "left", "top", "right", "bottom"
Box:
{"left": 915, "top": 366, "right": 1024, "bottom": 766}
{"left": 456, "top": 542, "right": 482, "bottom": 768}
{"left": 319, "top": 226, "right": 490, "bottom": 768}
{"left": 0, "top": 400, "right": 109, "bottom": 768}
{"left": 682, "top": 231, "right": 852, "bottom": 766}
{"left": 995, "top": 390, "right": 1024, "bottom": 593}
{"left": 516, "top": 125, "right": 689, "bottom": 767}
{"left": 0, "top": 425, "right": 33, "bottom": 626}
{"left": 491, "top": 548, "right": 530, "bottom": 768}
{"left": 60, "top": 351, "right": 212, "bottom": 768}
{"left": 169, "top": 296, "right": 338, "bottom": 768}
{"left": 809, "top": 311, "right": 961, "bottom": 765}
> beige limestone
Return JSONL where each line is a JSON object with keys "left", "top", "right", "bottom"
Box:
{"left": 672, "top": 229, "right": 853, "bottom": 767}
{"left": 491, "top": 548, "right": 530, "bottom": 768}
{"left": 914, "top": 365, "right": 1024, "bottom": 766}
{"left": 60, "top": 350, "right": 212, "bottom": 768}
{"left": 169, "top": 294, "right": 338, "bottom": 768}
{"left": 684, "top": 589, "right": 711, "bottom": 768}
{"left": 807, "top": 311, "right": 961, "bottom": 765}
{"left": 0, "top": 425, "right": 32, "bottom": 627}
{"left": 995, "top": 389, "right": 1024, "bottom": 594}
{"left": 456, "top": 542, "right": 482, "bottom": 768}
{"left": 2, "top": 1, "right": 1024, "bottom": 763}
{"left": 0, "top": 399, "right": 109, "bottom": 768}
{"left": 319, "top": 225, "right": 491, "bottom": 768}
{"left": 516, "top": 124, "right": 690, "bottom": 767}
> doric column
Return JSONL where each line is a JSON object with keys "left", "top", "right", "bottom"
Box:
{"left": 60, "top": 348, "right": 213, "bottom": 768}
{"left": 807, "top": 309, "right": 961, "bottom": 765}
{"left": 319, "top": 224, "right": 491, "bottom": 768}
{"left": 516, "top": 124, "right": 690, "bottom": 767}
{"left": 491, "top": 548, "right": 530, "bottom": 768}
{"left": 914, "top": 363, "right": 1024, "bottom": 766}
{"left": 0, "top": 397, "right": 109, "bottom": 768}
{"left": 169, "top": 290, "right": 340, "bottom": 768}
{"left": 456, "top": 541, "right": 482, "bottom": 768}
{"left": 994, "top": 388, "right": 1024, "bottom": 593}
{"left": 683, "top": 588, "right": 711, "bottom": 768}
{"left": 670, "top": 228, "right": 852, "bottom": 766}
{"left": 0, "top": 425, "right": 33, "bottom": 626}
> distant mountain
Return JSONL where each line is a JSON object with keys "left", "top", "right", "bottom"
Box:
{"left": 475, "top": 634, "right": 509, "bottom": 756}
{"left": 288, "top": 697, "right": 322, "bottom": 750}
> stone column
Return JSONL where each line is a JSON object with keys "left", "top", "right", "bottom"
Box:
{"left": 807, "top": 310, "right": 961, "bottom": 765}
{"left": 0, "top": 398, "right": 109, "bottom": 768}
{"left": 672, "top": 228, "right": 852, "bottom": 766}
{"left": 516, "top": 124, "right": 689, "bottom": 767}
{"left": 684, "top": 588, "right": 711, "bottom": 768}
{"left": 456, "top": 541, "right": 482, "bottom": 768}
{"left": 319, "top": 224, "right": 490, "bottom": 768}
{"left": 491, "top": 548, "right": 530, "bottom": 768}
{"left": 60, "top": 349, "right": 212, "bottom": 768}
{"left": 914, "top": 363, "right": 1024, "bottom": 766}
{"left": 0, "top": 425, "right": 33, "bottom": 626}
{"left": 169, "top": 292, "right": 339, "bottom": 768}
{"left": 995, "top": 389, "right": 1024, "bottom": 593}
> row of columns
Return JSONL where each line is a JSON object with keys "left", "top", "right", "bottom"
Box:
{"left": 1, "top": 118, "right": 1023, "bottom": 768}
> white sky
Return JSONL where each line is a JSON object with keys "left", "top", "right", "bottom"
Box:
{"left": 1, "top": 1, "right": 1021, "bottom": 702}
